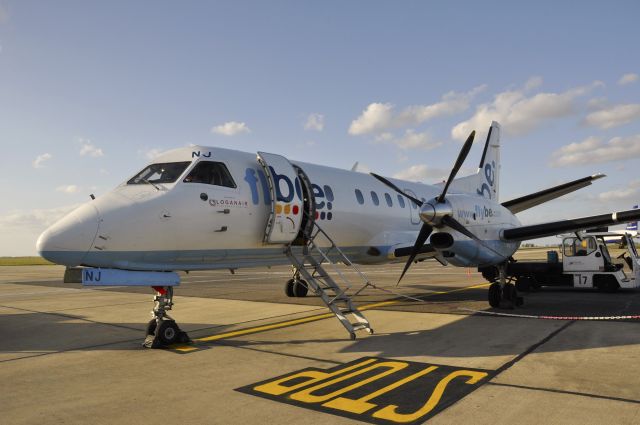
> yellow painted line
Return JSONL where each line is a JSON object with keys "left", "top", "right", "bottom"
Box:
{"left": 171, "top": 281, "right": 490, "bottom": 351}
{"left": 197, "top": 312, "right": 336, "bottom": 342}
{"left": 173, "top": 345, "right": 200, "bottom": 352}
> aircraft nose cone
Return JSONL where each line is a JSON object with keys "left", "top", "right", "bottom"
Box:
{"left": 37, "top": 203, "right": 100, "bottom": 266}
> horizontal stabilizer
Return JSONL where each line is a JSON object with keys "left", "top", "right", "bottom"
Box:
{"left": 502, "top": 208, "right": 640, "bottom": 241}
{"left": 502, "top": 174, "right": 605, "bottom": 214}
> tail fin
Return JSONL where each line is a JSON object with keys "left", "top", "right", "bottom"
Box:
{"left": 627, "top": 205, "right": 639, "bottom": 232}
{"left": 443, "top": 121, "right": 501, "bottom": 201}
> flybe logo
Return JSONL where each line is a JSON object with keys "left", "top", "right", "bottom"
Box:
{"left": 457, "top": 205, "right": 500, "bottom": 221}
{"left": 244, "top": 167, "right": 335, "bottom": 220}
{"left": 476, "top": 161, "right": 496, "bottom": 200}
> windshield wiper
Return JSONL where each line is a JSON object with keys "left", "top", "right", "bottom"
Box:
{"left": 141, "top": 178, "right": 161, "bottom": 191}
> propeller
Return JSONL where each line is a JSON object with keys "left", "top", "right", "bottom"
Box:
{"left": 397, "top": 223, "right": 433, "bottom": 284}
{"left": 371, "top": 130, "right": 477, "bottom": 284}
{"left": 370, "top": 173, "right": 424, "bottom": 207}
{"left": 437, "top": 131, "right": 475, "bottom": 203}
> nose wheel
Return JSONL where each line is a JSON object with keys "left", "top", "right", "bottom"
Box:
{"left": 143, "top": 286, "right": 191, "bottom": 348}
{"left": 487, "top": 265, "right": 524, "bottom": 309}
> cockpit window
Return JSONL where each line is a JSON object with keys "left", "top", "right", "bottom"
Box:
{"left": 183, "top": 161, "right": 236, "bottom": 188}
{"left": 127, "top": 162, "right": 191, "bottom": 185}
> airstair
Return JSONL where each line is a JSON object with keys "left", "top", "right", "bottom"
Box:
{"left": 255, "top": 151, "right": 374, "bottom": 339}
{"left": 285, "top": 219, "right": 374, "bottom": 340}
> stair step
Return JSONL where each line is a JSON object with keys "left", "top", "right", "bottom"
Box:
{"left": 351, "top": 323, "right": 370, "bottom": 331}
{"left": 284, "top": 221, "right": 371, "bottom": 340}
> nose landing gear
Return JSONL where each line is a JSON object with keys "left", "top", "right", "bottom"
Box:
{"left": 488, "top": 264, "right": 524, "bottom": 309}
{"left": 143, "top": 286, "right": 191, "bottom": 348}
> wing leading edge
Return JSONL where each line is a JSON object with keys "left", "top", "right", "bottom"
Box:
{"left": 502, "top": 208, "right": 640, "bottom": 241}
{"left": 501, "top": 174, "right": 605, "bottom": 214}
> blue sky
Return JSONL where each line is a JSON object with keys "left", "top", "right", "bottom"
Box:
{"left": 1, "top": 1, "right": 639, "bottom": 255}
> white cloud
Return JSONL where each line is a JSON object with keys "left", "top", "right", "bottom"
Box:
{"left": 139, "top": 148, "right": 167, "bottom": 160}
{"left": 618, "top": 73, "right": 639, "bottom": 86}
{"left": 452, "top": 79, "right": 603, "bottom": 141}
{"left": 587, "top": 97, "right": 608, "bottom": 110}
{"left": 393, "top": 164, "right": 448, "bottom": 182}
{"left": 550, "top": 134, "right": 640, "bottom": 167}
{"left": 56, "top": 185, "right": 79, "bottom": 194}
{"left": 349, "top": 103, "right": 394, "bottom": 135}
{"left": 583, "top": 104, "right": 640, "bottom": 129}
{"left": 79, "top": 139, "right": 104, "bottom": 157}
{"left": 380, "top": 129, "right": 442, "bottom": 151}
{"left": 304, "top": 113, "right": 324, "bottom": 131}
{"left": 32, "top": 153, "right": 52, "bottom": 168}
{"left": 0, "top": 204, "right": 79, "bottom": 230}
{"left": 597, "top": 180, "right": 640, "bottom": 203}
{"left": 0, "top": 204, "right": 83, "bottom": 255}
{"left": 349, "top": 85, "right": 486, "bottom": 135}
{"left": 524, "top": 76, "right": 543, "bottom": 91}
{"left": 211, "top": 121, "right": 251, "bottom": 136}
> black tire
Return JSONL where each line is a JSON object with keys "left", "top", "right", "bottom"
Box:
{"left": 293, "top": 280, "right": 309, "bottom": 297}
{"left": 146, "top": 319, "right": 157, "bottom": 336}
{"left": 502, "top": 283, "right": 517, "bottom": 309}
{"left": 156, "top": 320, "right": 180, "bottom": 345}
{"left": 488, "top": 283, "right": 501, "bottom": 308}
{"left": 285, "top": 278, "right": 296, "bottom": 297}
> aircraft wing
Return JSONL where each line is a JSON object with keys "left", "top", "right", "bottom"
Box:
{"left": 501, "top": 208, "right": 640, "bottom": 241}
{"left": 501, "top": 174, "right": 605, "bottom": 214}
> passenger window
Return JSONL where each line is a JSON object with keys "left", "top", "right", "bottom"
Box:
{"left": 384, "top": 193, "right": 393, "bottom": 207}
{"left": 371, "top": 191, "right": 379, "bottom": 206}
{"left": 397, "top": 195, "right": 405, "bottom": 208}
{"left": 184, "top": 161, "right": 236, "bottom": 188}
{"left": 355, "top": 189, "right": 364, "bottom": 205}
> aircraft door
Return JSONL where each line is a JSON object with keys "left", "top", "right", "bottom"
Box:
{"left": 563, "top": 236, "right": 600, "bottom": 272}
{"left": 257, "top": 152, "right": 304, "bottom": 244}
{"left": 405, "top": 188, "right": 422, "bottom": 225}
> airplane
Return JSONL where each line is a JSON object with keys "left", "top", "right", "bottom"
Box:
{"left": 37, "top": 121, "right": 640, "bottom": 347}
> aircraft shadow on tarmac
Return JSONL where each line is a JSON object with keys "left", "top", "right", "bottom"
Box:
{"left": 2, "top": 281, "right": 640, "bottom": 357}
{"left": 0, "top": 310, "right": 231, "bottom": 354}
{"left": 215, "top": 312, "right": 639, "bottom": 361}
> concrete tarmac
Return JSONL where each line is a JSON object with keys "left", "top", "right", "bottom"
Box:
{"left": 2, "top": 258, "right": 640, "bottom": 424}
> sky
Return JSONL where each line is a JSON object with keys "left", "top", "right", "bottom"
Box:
{"left": 1, "top": 1, "right": 639, "bottom": 256}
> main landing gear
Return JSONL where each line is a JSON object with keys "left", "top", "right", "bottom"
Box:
{"left": 143, "top": 286, "right": 191, "bottom": 348}
{"left": 284, "top": 268, "right": 309, "bottom": 298}
{"left": 488, "top": 264, "right": 524, "bottom": 309}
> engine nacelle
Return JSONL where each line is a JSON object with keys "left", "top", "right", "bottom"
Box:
{"left": 431, "top": 235, "right": 514, "bottom": 267}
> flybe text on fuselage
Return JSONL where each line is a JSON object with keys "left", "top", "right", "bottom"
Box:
{"left": 244, "top": 167, "right": 336, "bottom": 220}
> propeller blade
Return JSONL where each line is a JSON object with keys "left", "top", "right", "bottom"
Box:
{"left": 437, "top": 131, "right": 476, "bottom": 203}
{"left": 441, "top": 215, "right": 479, "bottom": 241}
{"left": 371, "top": 173, "right": 424, "bottom": 207}
{"left": 398, "top": 223, "right": 433, "bottom": 285}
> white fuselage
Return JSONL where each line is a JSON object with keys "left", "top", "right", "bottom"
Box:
{"left": 37, "top": 146, "right": 521, "bottom": 271}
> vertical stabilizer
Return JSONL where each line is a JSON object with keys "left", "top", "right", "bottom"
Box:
{"left": 477, "top": 121, "right": 501, "bottom": 201}
{"left": 440, "top": 121, "right": 501, "bottom": 201}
